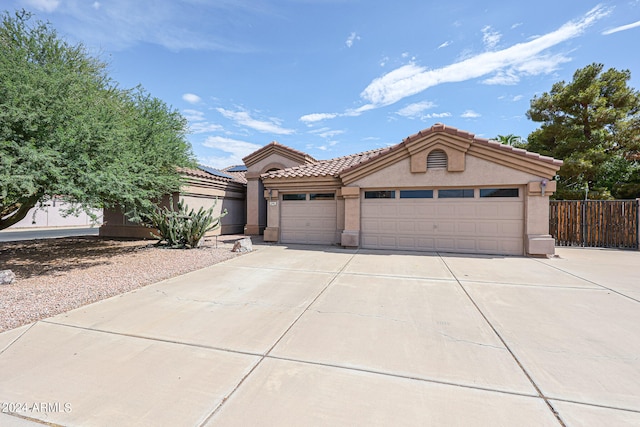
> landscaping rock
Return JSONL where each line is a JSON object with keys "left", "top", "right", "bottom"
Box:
{"left": 232, "top": 237, "right": 253, "bottom": 253}
{"left": 0, "top": 270, "right": 16, "bottom": 285}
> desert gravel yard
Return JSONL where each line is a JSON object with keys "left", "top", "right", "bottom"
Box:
{"left": 0, "top": 235, "right": 244, "bottom": 332}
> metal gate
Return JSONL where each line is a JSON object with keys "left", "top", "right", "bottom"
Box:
{"left": 549, "top": 200, "right": 639, "bottom": 249}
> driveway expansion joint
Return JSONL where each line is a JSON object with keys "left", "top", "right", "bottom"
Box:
{"left": 438, "top": 252, "right": 568, "bottom": 427}
{"left": 198, "top": 249, "right": 362, "bottom": 426}
{"left": 0, "top": 322, "right": 37, "bottom": 356}
{"left": 265, "top": 354, "right": 541, "bottom": 399}
{"left": 533, "top": 258, "right": 640, "bottom": 304}
{"left": 38, "top": 320, "right": 265, "bottom": 358}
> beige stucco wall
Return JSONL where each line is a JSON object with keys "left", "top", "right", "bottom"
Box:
{"left": 246, "top": 154, "right": 305, "bottom": 177}
{"left": 346, "top": 153, "right": 556, "bottom": 256}
{"left": 180, "top": 195, "right": 245, "bottom": 236}
{"left": 245, "top": 154, "right": 310, "bottom": 235}
{"left": 351, "top": 155, "right": 542, "bottom": 188}
{"left": 100, "top": 174, "right": 247, "bottom": 239}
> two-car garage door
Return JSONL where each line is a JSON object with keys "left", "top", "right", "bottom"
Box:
{"left": 278, "top": 188, "right": 524, "bottom": 255}
{"left": 361, "top": 188, "right": 524, "bottom": 255}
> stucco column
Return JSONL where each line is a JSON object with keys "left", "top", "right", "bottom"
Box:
{"left": 525, "top": 180, "right": 557, "bottom": 256}
{"left": 340, "top": 186, "right": 360, "bottom": 248}
{"left": 263, "top": 189, "right": 280, "bottom": 242}
{"left": 244, "top": 173, "right": 261, "bottom": 235}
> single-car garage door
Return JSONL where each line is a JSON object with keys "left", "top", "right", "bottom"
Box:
{"left": 361, "top": 188, "right": 523, "bottom": 255}
{"left": 280, "top": 192, "right": 337, "bottom": 245}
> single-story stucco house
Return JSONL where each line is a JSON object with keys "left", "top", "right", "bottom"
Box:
{"left": 101, "top": 123, "right": 563, "bottom": 256}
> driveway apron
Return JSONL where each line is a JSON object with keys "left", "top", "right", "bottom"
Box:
{"left": 1, "top": 244, "right": 639, "bottom": 426}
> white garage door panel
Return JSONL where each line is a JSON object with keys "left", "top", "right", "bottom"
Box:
{"left": 362, "top": 197, "right": 524, "bottom": 255}
{"left": 281, "top": 200, "right": 336, "bottom": 245}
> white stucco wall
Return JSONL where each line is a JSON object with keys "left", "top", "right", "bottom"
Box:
{"left": 10, "top": 199, "right": 102, "bottom": 229}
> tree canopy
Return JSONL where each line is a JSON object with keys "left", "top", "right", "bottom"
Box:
{"left": 0, "top": 10, "right": 195, "bottom": 230}
{"left": 525, "top": 63, "right": 640, "bottom": 199}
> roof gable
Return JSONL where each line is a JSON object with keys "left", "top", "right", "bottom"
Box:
{"left": 340, "top": 124, "right": 563, "bottom": 184}
{"left": 260, "top": 124, "right": 563, "bottom": 186}
{"left": 242, "top": 141, "right": 315, "bottom": 167}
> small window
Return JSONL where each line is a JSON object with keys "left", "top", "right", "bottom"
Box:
{"left": 283, "top": 193, "right": 306, "bottom": 201}
{"left": 400, "top": 190, "right": 433, "bottom": 199}
{"left": 438, "top": 189, "right": 474, "bottom": 198}
{"left": 310, "top": 193, "right": 335, "bottom": 200}
{"left": 364, "top": 190, "right": 396, "bottom": 199}
{"left": 427, "top": 150, "right": 447, "bottom": 169}
{"left": 480, "top": 188, "right": 520, "bottom": 198}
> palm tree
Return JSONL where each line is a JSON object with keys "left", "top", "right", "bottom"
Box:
{"left": 495, "top": 134, "right": 524, "bottom": 147}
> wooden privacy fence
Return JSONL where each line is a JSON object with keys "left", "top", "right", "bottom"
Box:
{"left": 549, "top": 200, "right": 639, "bottom": 249}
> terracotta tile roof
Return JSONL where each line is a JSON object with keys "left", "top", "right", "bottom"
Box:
{"left": 263, "top": 123, "right": 563, "bottom": 181}
{"left": 262, "top": 147, "right": 392, "bottom": 179}
{"left": 221, "top": 165, "right": 248, "bottom": 184}
{"left": 472, "top": 137, "right": 563, "bottom": 166}
{"left": 402, "top": 122, "right": 476, "bottom": 143}
{"left": 178, "top": 166, "right": 246, "bottom": 185}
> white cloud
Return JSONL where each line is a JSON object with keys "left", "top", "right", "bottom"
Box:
{"left": 396, "top": 101, "right": 436, "bottom": 118}
{"left": 424, "top": 112, "right": 452, "bottom": 119}
{"left": 311, "top": 129, "right": 344, "bottom": 139}
{"left": 380, "top": 56, "right": 389, "bottom": 67}
{"left": 345, "top": 32, "right": 360, "bottom": 48}
{"left": 482, "top": 70, "right": 520, "bottom": 85}
{"left": 183, "top": 109, "right": 206, "bottom": 121}
{"left": 182, "top": 109, "right": 222, "bottom": 134}
{"left": 217, "top": 108, "right": 294, "bottom": 135}
{"left": 461, "top": 110, "right": 481, "bottom": 118}
{"left": 182, "top": 93, "right": 202, "bottom": 104}
{"left": 482, "top": 25, "right": 502, "bottom": 49}
{"left": 438, "top": 41, "right": 452, "bottom": 49}
{"left": 299, "top": 113, "right": 339, "bottom": 123}
{"left": 512, "top": 95, "right": 523, "bottom": 101}
{"left": 357, "top": 5, "right": 610, "bottom": 110}
{"left": 201, "top": 136, "right": 262, "bottom": 168}
{"left": 511, "top": 22, "right": 523, "bottom": 30}
{"left": 602, "top": 20, "right": 640, "bottom": 35}
{"left": 513, "top": 53, "right": 572, "bottom": 75}
{"left": 93, "top": 2, "right": 101, "bottom": 10}
{"left": 22, "top": 0, "right": 60, "bottom": 12}
{"left": 190, "top": 122, "right": 224, "bottom": 134}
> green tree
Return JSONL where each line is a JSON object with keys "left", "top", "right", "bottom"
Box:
{"left": 0, "top": 10, "right": 195, "bottom": 230}
{"left": 525, "top": 63, "right": 640, "bottom": 199}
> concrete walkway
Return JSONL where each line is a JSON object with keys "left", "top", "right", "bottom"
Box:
{"left": 1, "top": 245, "right": 639, "bottom": 426}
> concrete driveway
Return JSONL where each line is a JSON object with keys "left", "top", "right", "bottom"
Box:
{"left": 1, "top": 244, "right": 639, "bottom": 426}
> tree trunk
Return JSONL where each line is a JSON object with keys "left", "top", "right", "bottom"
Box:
{"left": 0, "top": 195, "right": 41, "bottom": 230}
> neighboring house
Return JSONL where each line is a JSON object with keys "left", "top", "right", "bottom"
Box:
{"left": 10, "top": 196, "right": 102, "bottom": 229}
{"left": 102, "top": 123, "right": 563, "bottom": 256}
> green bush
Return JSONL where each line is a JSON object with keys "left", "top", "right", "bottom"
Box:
{"left": 140, "top": 198, "right": 227, "bottom": 248}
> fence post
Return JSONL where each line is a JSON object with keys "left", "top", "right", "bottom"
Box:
{"left": 637, "top": 198, "right": 640, "bottom": 251}
{"left": 581, "top": 200, "right": 587, "bottom": 247}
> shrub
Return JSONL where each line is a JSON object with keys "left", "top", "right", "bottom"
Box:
{"left": 140, "top": 198, "right": 227, "bottom": 248}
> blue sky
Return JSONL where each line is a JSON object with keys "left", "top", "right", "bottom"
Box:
{"left": 7, "top": 0, "right": 640, "bottom": 168}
